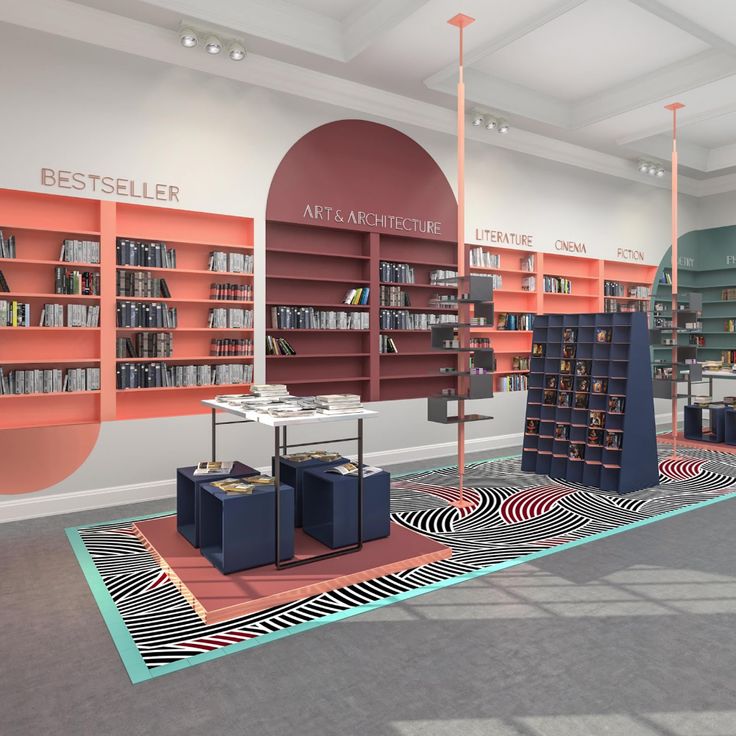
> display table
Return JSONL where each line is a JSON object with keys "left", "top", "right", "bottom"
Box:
{"left": 202, "top": 399, "right": 379, "bottom": 569}
{"left": 199, "top": 481, "right": 295, "bottom": 574}
{"left": 302, "top": 466, "right": 390, "bottom": 549}
{"left": 685, "top": 370, "right": 736, "bottom": 403}
{"left": 176, "top": 462, "right": 258, "bottom": 548}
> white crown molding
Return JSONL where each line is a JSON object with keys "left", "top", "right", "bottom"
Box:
{"left": 1, "top": 0, "right": 734, "bottom": 196}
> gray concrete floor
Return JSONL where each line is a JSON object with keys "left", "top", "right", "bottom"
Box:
{"left": 3, "top": 446, "right": 736, "bottom": 736}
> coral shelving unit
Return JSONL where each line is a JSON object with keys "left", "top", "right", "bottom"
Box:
{"left": 265, "top": 222, "right": 458, "bottom": 401}
{"left": 0, "top": 188, "right": 254, "bottom": 428}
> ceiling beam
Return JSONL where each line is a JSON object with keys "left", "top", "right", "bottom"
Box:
{"left": 341, "top": 0, "right": 431, "bottom": 60}
{"left": 423, "top": 0, "right": 586, "bottom": 89}
{"left": 140, "top": 0, "right": 345, "bottom": 60}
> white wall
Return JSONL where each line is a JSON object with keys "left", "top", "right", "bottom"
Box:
{"left": 0, "top": 24, "right": 709, "bottom": 519}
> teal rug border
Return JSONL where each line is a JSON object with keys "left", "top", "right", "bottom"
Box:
{"left": 66, "top": 452, "right": 736, "bottom": 685}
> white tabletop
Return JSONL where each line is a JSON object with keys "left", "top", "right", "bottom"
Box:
{"left": 202, "top": 399, "right": 378, "bottom": 426}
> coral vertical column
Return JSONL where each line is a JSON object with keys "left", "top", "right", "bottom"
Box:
{"left": 99, "top": 200, "right": 117, "bottom": 421}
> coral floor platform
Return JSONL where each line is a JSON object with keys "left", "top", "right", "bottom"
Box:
{"left": 133, "top": 516, "right": 452, "bottom": 624}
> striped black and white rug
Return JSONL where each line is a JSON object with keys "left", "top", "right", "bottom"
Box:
{"left": 69, "top": 445, "right": 736, "bottom": 682}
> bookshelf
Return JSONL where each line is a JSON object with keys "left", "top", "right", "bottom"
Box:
{"left": 265, "top": 222, "right": 459, "bottom": 401}
{"left": 521, "top": 312, "right": 658, "bottom": 493}
{"left": 0, "top": 188, "right": 254, "bottom": 428}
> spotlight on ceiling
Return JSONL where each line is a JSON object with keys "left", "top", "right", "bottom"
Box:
{"left": 656, "top": 167, "right": 665, "bottom": 177}
{"left": 471, "top": 113, "right": 484, "bottom": 127}
{"left": 179, "top": 26, "right": 198, "bottom": 48}
{"left": 648, "top": 164, "right": 658, "bottom": 176}
{"left": 205, "top": 35, "right": 222, "bottom": 54}
{"left": 228, "top": 42, "right": 246, "bottom": 61}
{"left": 638, "top": 160, "right": 649, "bottom": 173}
{"left": 498, "top": 120, "right": 510, "bottom": 134}
{"left": 485, "top": 117, "right": 497, "bottom": 130}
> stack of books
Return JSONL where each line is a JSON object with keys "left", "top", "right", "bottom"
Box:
{"left": 40, "top": 303, "right": 100, "bottom": 327}
{"left": 468, "top": 248, "right": 500, "bottom": 269}
{"left": 116, "top": 271, "right": 170, "bottom": 298}
{"left": 210, "top": 283, "right": 252, "bottom": 301}
{"left": 342, "top": 287, "right": 370, "bottom": 305}
{"left": 117, "top": 301, "right": 177, "bottom": 328}
{"left": 208, "top": 307, "right": 253, "bottom": 329}
{"left": 250, "top": 384, "right": 290, "bottom": 400}
{"left": 60, "top": 239, "right": 100, "bottom": 264}
{"left": 116, "top": 239, "right": 176, "bottom": 268}
{"left": 208, "top": 251, "right": 253, "bottom": 274}
{"left": 380, "top": 261, "right": 415, "bottom": 284}
{"left": 116, "top": 332, "right": 174, "bottom": 359}
{"left": 314, "top": 394, "right": 363, "bottom": 415}
{"left": 56, "top": 268, "right": 100, "bottom": 295}
{"left": 0, "top": 300, "right": 31, "bottom": 327}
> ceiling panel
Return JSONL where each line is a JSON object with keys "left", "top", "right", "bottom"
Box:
{"left": 472, "top": 0, "right": 709, "bottom": 101}
{"left": 677, "top": 111, "right": 736, "bottom": 149}
{"left": 656, "top": 0, "right": 736, "bottom": 46}
{"left": 285, "top": 0, "right": 368, "bottom": 21}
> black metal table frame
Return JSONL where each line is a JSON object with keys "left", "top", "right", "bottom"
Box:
{"left": 209, "top": 409, "right": 364, "bottom": 570}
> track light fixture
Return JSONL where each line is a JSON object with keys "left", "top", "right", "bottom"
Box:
{"left": 228, "top": 42, "right": 246, "bottom": 61}
{"left": 205, "top": 35, "right": 222, "bottom": 54}
{"left": 179, "top": 26, "right": 198, "bottom": 48}
{"left": 637, "top": 159, "right": 666, "bottom": 178}
{"left": 469, "top": 111, "right": 510, "bottom": 134}
{"left": 178, "top": 23, "right": 246, "bottom": 62}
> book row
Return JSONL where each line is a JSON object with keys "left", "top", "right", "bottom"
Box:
{"left": 379, "top": 334, "right": 399, "bottom": 354}
{"left": 379, "top": 261, "right": 415, "bottom": 284}
{"left": 543, "top": 275, "right": 572, "bottom": 294}
{"left": 468, "top": 247, "right": 500, "bottom": 269}
{"left": 208, "top": 251, "right": 253, "bottom": 274}
{"left": 0, "top": 367, "right": 100, "bottom": 395}
{"left": 40, "top": 303, "right": 100, "bottom": 328}
{"left": 604, "top": 298, "right": 647, "bottom": 313}
{"left": 208, "top": 308, "right": 253, "bottom": 329}
{"left": 60, "top": 239, "right": 100, "bottom": 265}
{"left": 116, "top": 332, "right": 173, "bottom": 358}
{"left": 379, "top": 285, "right": 411, "bottom": 307}
{"left": 56, "top": 268, "right": 100, "bottom": 296}
{"left": 211, "top": 338, "right": 253, "bottom": 356}
{"left": 604, "top": 281, "right": 650, "bottom": 298}
{"left": 265, "top": 336, "right": 296, "bottom": 356}
{"left": 116, "top": 362, "right": 253, "bottom": 389}
{"left": 117, "top": 301, "right": 177, "bottom": 328}
{"left": 342, "top": 287, "right": 370, "bottom": 305}
{"left": 378, "top": 310, "right": 456, "bottom": 331}
{"left": 210, "top": 283, "right": 252, "bottom": 301}
{"left": 116, "top": 238, "right": 177, "bottom": 268}
{"left": 116, "top": 270, "right": 170, "bottom": 298}
{"left": 429, "top": 269, "right": 458, "bottom": 285}
{"left": 497, "top": 313, "right": 535, "bottom": 331}
{"left": 0, "top": 231, "right": 16, "bottom": 258}
{"left": 270, "top": 306, "right": 369, "bottom": 330}
{"left": 498, "top": 374, "right": 528, "bottom": 392}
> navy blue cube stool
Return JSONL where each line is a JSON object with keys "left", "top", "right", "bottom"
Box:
{"left": 199, "top": 481, "right": 295, "bottom": 574}
{"left": 302, "top": 467, "right": 390, "bottom": 549}
{"left": 176, "top": 462, "right": 258, "bottom": 548}
{"left": 273, "top": 456, "right": 349, "bottom": 527}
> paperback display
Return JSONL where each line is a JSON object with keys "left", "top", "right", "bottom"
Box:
{"left": 210, "top": 283, "right": 252, "bottom": 301}
{"left": 117, "top": 301, "right": 177, "bottom": 328}
{"left": 208, "top": 307, "right": 253, "bottom": 329}
{"left": 0, "top": 366, "right": 100, "bottom": 394}
{"left": 0, "top": 230, "right": 17, "bottom": 258}
{"left": 193, "top": 460, "right": 234, "bottom": 476}
{"left": 60, "top": 239, "right": 100, "bottom": 264}
{"left": 116, "top": 238, "right": 176, "bottom": 268}
{"left": 116, "top": 270, "right": 170, "bottom": 298}
{"left": 271, "top": 306, "right": 368, "bottom": 330}
{"left": 326, "top": 462, "right": 382, "bottom": 477}
{"left": 56, "top": 268, "right": 100, "bottom": 295}
{"left": 116, "top": 362, "right": 253, "bottom": 389}
{"left": 208, "top": 251, "right": 253, "bottom": 274}
{"left": 40, "top": 303, "right": 100, "bottom": 327}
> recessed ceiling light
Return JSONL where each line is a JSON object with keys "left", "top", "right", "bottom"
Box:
{"left": 471, "top": 114, "right": 484, "bottom": 127}
{"left": 228, "top": 42, "right": 246, "bottom": 61}
{"left": 638, "top": 161, "right": 649, "bottom": 173}
{"left": 656, "top": 167, "right": 665, "bottom": 177}
{"left": 648, "top": 164, "right": 658, "bottom": 176}
{"left": 179, "top": 27, "right": 198, "bottom": 48}
{"left": 205, "top": 35, "right": 222, "bottom": 54}
{"left": 498, "top": 120, "right": 510, "bottom": 134}
{"left": 485, "top": 117, "right": 497, "bottom": 130}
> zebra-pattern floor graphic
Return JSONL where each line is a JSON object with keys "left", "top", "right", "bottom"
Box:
{"left": 69, "top": 446, "right": 736, "bottom": 681}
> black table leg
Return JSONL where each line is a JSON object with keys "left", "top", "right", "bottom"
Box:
{"left": 275, "top": 425, "right": 281, "bottom": 568}
{"left": 211, "top": 408, "right": 217, "bottom": 461}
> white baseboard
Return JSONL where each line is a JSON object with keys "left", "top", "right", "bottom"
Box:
{"left": 0, "top": 412, "right": 679, "bottom": 523}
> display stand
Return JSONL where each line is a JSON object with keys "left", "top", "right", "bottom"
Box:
{"left": 203, "top": 399, "right": 378, "bottom": 568}
{"left": 521, "top": 312, "right": 658, "bottom": 493}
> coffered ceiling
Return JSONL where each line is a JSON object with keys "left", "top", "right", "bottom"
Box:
{"left": 6, "top": 0, "right": 736, "bottom": 194}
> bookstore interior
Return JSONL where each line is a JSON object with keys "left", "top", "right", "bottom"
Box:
{"left": 6, "top": 3, "right": 736, "bottom": 730}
